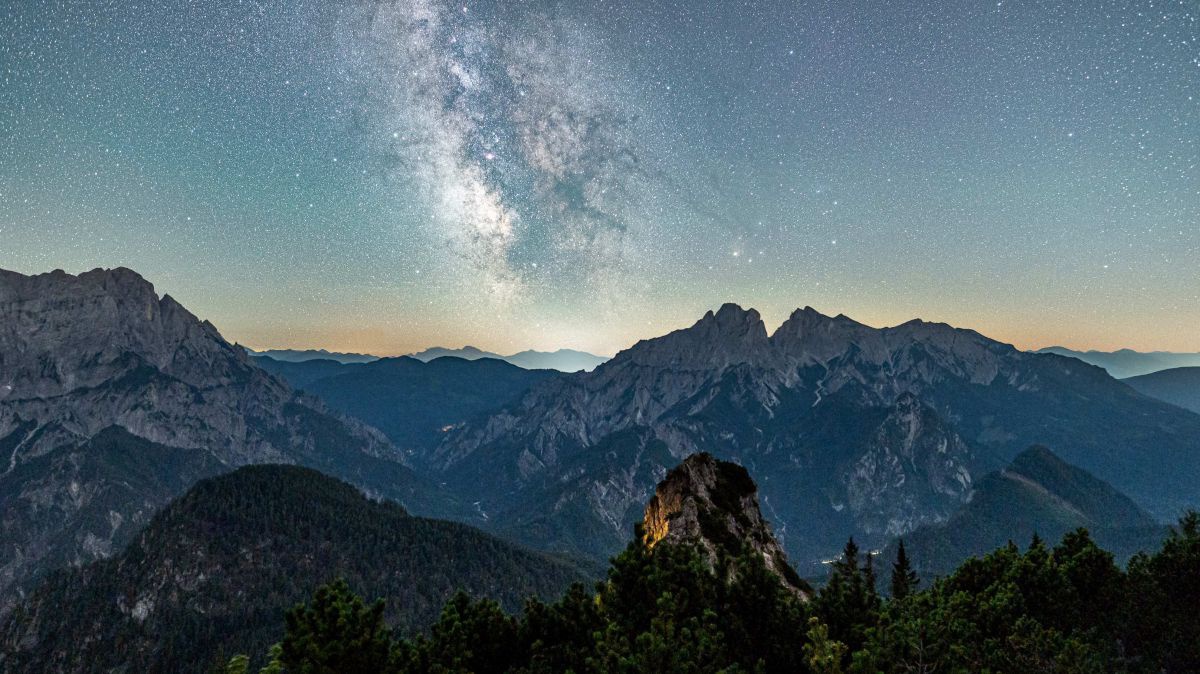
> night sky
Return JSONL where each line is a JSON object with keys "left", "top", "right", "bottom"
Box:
{"left": 2, "top": 0, "right": 1197, "bottom": 355}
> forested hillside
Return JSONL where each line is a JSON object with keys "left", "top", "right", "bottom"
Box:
{"left": 235, "top": 514, "right": 1200, "bottom": 673}
{"left": 0, "top": 466, "right": 593, "bottom": 674}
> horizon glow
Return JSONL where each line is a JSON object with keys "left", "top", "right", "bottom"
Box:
{"left": 2, "top": 0, "right": 1197, "bottom": 355}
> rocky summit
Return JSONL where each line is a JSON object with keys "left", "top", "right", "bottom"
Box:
{"left": 0, "top": 267, "right": 457, "bottom": 613}
{"left": 642, "top": 452, "right": 810, "bottom": 597}
{"left": 433, "top": 303, "right": 1200, "bottom": 568}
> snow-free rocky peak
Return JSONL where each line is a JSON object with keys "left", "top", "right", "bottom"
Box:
{"left": 431, "top": 299, "right": 1200, "bottom": 570}
{"left": 642, "top": 452, "right": 810, "bottom": 597}
{"left": 613, "top": 303, "right": 775, "bottom": 371}
{"left": 0, "top": 267, "right": 249, "bottom": 399}
{"left": 0, "top": 267, "right": 451, "bottom": 616}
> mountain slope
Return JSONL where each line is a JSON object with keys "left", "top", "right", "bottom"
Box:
{"left": 504, "top": 349, "right": 609, "bottom": 372}
{"left": 0, "top": 267, "right": 461, "bottom": 612}
{"left": 249, "top": 355, "right": 362, "bottom": 389}
{"left": 896, "top": 446, "right": 1167, "bottom": 576}
{"left": 0, "top": 465, "right": 592, "bottom": 674}
{"left": 1036, "top": 346, "right": 1200, "bottom": 379}
{"left": 0, "top": 427, "right": 224, "bottom": 603}
{"left": 1123, "top": 367, "right": 1200, "bottom": 414}
{"left": 433, "top": 303, "right": 1200, "bottom": 567}
{"left": 261, "top": 356, "right": 561, "bottom": 460}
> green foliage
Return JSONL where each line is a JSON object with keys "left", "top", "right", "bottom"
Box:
{"left": 804, "top": 618, "right": 847, "bottom": 674}
{"left": 279, "top": 579, "right": 392, "bottom": 674}
{"left": 889, "top": 539, "right": 919, "bottom": 600}
{"left": 224, "top": 654, "right": 250, "bottom": 674}
{"left": 245, "top": 531, "right": 811, "bottom": 674}
{"left": 1123, "top": 511, "right": 1200, "bottom": 672}
{"left": 237, "top": 512, "right": 1200, "bottom": 674}
{"left": 814, "top": 538, "right": 880, "bottom": 658}
{"left": 2, "top": 465, "right": 587, "bottom": 674}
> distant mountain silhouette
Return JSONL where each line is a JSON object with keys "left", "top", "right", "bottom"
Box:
{"left": 244, "top": 347, "right": 379, "bottom": 364}
{"left": 249, "top": 355, "right": 361, "bottom": 389}
{"left": 408, "top": 346, "right": 608, "bottom": 372}
{"left": 1123, "top": 366, "right": 1200, "bottom": 414}
{"left": 255, "top": 355, "right": 560, "bottom": 460}
{"left": 1036, "top": 346, "right": 1200, "bottom": 379}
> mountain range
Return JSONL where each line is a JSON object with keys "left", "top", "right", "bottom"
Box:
{"left": 407, "top": 345, "right": 609, "bottom": 372}
{"left": 1036, "top": 346, "right": 1200, "bottom": 379}
{"left": 0, "top": 268, "right": 463, "bottom": 613}
{"left": 1, "top": 265, "right": 1197, "bottom": 631}
{"left": 249, "top": 345, "right": 609, "bottom": 372}
{"left": 243, "top": 348, "right": 380, "bottom": 364}
{"left": 254, "top": 355, "right": 560, "bottom": 459}
{"left": 1122, "top": 367, "right": 1200, "bottom": 414}
{"left": 424, "top": 303, "right": 1200, "bottom": 569}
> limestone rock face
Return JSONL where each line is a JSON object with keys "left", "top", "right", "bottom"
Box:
{"left": 0, "top": 267, "right": 452, "bottom": 614}
{"left": 844, "top": 393, "right": 974, "bottom": 537}
{"left": 433, "top": 301, "right": 1200, "bottom": 570}
{"left": 642, "top": 452, "right": 810, "bottom": 598}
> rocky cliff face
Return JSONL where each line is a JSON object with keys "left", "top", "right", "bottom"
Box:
{"left": 0, "top": 267, "right": 392, "bottom": 465}
{"left": 643, "top": 453, "right": 809, "bottom": 597}
{"left": 845, "top": 393, "right": 974, "bottom": 537}
{"left": 0, "top": 268, "right": 457, "bottom": 613}
{"left": 435, "top": 303, "right": 1200, "bottom": 569}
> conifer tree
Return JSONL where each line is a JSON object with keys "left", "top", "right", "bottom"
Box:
{"left": 278, "top": 579, "right": 392, "bottom": 674}
{"left": 890, "top": 540, "right": 919, "bottom": 600}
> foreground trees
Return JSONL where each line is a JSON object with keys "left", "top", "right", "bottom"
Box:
{"left": 233, "top": 513, "right": 1200, "bottom": 673}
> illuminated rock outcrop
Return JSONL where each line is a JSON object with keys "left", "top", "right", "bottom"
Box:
{"left": 642, "top": 452, "right": 811, "bottom": 598}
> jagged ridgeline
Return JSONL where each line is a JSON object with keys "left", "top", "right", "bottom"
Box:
{"left": 0, "top": 465, "right": 592, "bottom": 674}
{"left": 427, "top": 302, "right": 1200, "bottom": 569}
{"left": 0, "top": 267, "right": 468, "bottom": 613}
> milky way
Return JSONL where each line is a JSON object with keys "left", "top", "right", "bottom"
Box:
{"left": 341, "top": 0, "right": 670, "bottom": 304}
{"left": 0, "top": 0, "right": 1196, "bottom": 355}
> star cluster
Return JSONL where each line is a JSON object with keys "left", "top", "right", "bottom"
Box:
{"left": 0, "top": 0, "right": 1196, "bottom": 354}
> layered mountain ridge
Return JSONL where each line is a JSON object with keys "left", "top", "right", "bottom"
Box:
{"left": 0, "top": 465, "right": 589, "bottom": 674}
{"left": 1037, "top": 346, "right": 1200, "bottom": 379}
{"left": 895, "top": 445, "right": 1168, "bottom": 576}
{"left": 1123, "top": 367, "right": 1200, "bottom": 414}
{"left": 256, "top": 355, "right": 561, "bottom": 456}
{"left": 0, "top": 268, "right": 460, "bottom": 612}
{"left": 408, "top": 345, "right": 608, "bottom": 372}
{"left": 432, "top": 302, "right": 1200, "bottom": 567}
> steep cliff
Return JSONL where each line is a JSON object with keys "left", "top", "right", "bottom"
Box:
{"left": 642, "top": 452, "right": 810, "bottom": 597}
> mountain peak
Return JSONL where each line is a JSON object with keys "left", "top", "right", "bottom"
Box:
{"left": 613, "top": 304, "right": 771, "bottom": 370}
{"left": 771, "top": 304, "right": 876, "bottom": 364}
{"left": 1002, "top": 444, "right": 1157, "bottom": 530}
{"left": 642, "top": 453, "right": 810, "bottom": 597}
{"left": 712, "top": 302, "right": 760, "bottom": 322}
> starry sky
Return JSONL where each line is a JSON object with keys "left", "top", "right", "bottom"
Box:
{"left": 1, "top": 0, "right": 1197, "bottom": 356}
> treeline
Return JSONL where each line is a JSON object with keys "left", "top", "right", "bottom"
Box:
{"left": 231, "top": 512, "right": 1200, "bottom": 673}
